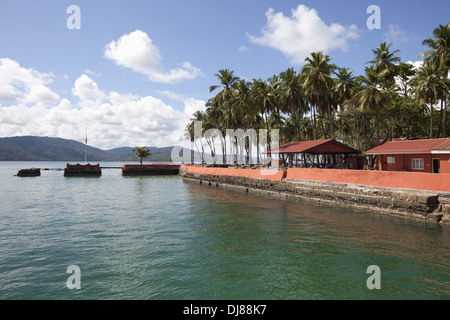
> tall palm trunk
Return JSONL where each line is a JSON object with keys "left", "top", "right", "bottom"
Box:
{"left": 429, "top": 95, "right": 434, "bottom": 139}
{"left": 444, "top": 98, "right": 447, "bottom": 137}
{"left": 443, "top": 73, "right": 448, "bottom": 137}
{"left": 439, "top": 99, "right": 444, "bottom": 137}
{"left": 312, "top": 105, "right": 317, "bottom": 140}
{"left": 326, "top": 97, "right": 335, "bottom": 139}
{"left": 376, "top": 102, "right": 380, "bottom": 144}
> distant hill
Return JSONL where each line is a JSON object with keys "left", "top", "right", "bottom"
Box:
{"left": 0, "top": 136, "right": 190, "bottom": 162}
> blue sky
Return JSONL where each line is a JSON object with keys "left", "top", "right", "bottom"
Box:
{"left": 0, "top": 0, "right": 449, "bottom": 149}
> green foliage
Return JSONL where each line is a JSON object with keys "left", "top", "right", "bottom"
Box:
{"left": 187, "top": 24, "right": 449, "bottom": 158}
{"left": 129, "top": 147, "right": 152, "bottom": 165}
{"left": 0, "top": 137, "right": 181, "bottom": 162}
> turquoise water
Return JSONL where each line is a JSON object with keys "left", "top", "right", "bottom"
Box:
{"left": 0, "top": 162, "right": 449, "bottom": 300}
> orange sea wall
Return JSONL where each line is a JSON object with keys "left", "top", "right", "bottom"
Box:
{"left": 182, "top": 165, "right": 286, "bottom": 181}
{"left": 180, "top": 165, "right": 450, "bottom": 223}
{"left": 182, "top": 165, "right": 450, "bottom": 192}
{"left": 286, "top": 168, "right": 450, "bottom": 193}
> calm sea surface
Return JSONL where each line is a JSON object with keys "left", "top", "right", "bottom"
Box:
{"left": 0, "top": 161, "right": 449, "bottom": 300}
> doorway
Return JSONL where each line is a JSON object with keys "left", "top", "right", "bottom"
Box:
{"left": 432, "top": 159, "right": 440, "bottom": 174}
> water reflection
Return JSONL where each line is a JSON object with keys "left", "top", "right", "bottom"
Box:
{"left": 183, "top": 179, "right": 450, "bottom": 299}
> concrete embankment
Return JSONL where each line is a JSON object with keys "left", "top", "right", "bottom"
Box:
{"left": 122, "top": 164, "right": 180, "bottom": 176}
{"left": 179, "top": 165, "right": 450, "bottom": 224}
{"left": 64, "top": 163, "right": 101, "bottom": 177}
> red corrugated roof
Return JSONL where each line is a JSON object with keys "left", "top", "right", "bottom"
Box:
{"left": 366, "top": 138, "right": 450, "bottom": 154}
{"left": 434, "top": 139, "right": 450, "bottom": 150}
{"left": 267, "top": 139, "right": 360, "bottom": 154}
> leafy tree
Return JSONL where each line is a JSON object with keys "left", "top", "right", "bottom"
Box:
{"left": 366, "top": 42, "right": 401, "bottom": 90}
{"left": 278, "top": 68, "right": 306, "bottom": 141}
{"left": 354, "top": 67, "right": 387, "bottom": 144}
{"left": 130, "top": 147, "right": 152, "bottom": 165}
{"left": 183, "top": 23, "right": 449, "bottom": 163}
{"left": 396, "top": 62, "right": 416, "bottom": 97}
{"left": 300, "top": 51, "right": 337, "bottom": 139}
{"left": 210, "top": 69, "right": 240, "bottom": 130}
{"left": 420, "top": 23, "right": 450, "bottom": 137}
{"left": 411, "top": 60, "right": 446, "bottom": 139}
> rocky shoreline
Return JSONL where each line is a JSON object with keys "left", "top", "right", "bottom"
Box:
{"left": 179, "top": 166, "right": 450, "bottom": 224}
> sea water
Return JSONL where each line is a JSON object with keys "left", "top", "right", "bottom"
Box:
{"left": 0, "top": 162, "right": 448, "bottom": 300}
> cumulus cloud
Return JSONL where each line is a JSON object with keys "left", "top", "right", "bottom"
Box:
{"left": 158, "top": 90, "right": 206, "bottom": 117}
{"left": 104, "top": 30, "right": 202, "bottom": 84}
{"left": 0, "top": 58, "right": 60, "bottom": 104}
{"left": 72, "top": 74, "right": 106, "bottom": 106}
{"left": 0, "top": 73, "right": 205, "bottom": 149}
{"left": 248, "top": 5, "right": 360, "bottom": 65}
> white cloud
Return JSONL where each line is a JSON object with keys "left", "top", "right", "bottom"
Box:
{"left": 0, "top": 58, "right": 60, "bottom": 104}
{"left": 406, "top": 60, "right": 423, "bottom": 70}
{"left": 386, "top": 24, "right": 409, "bottom": 43}
{"left": 0, "top": 73, "right": 205, "bottom": 149}
{"left": 104, "top": 30, "right": 202, "bottom": 84}
{"left": 157, "top": 90, "right": 187, "bottom": 102}
{"left": 248, "top": 5, "right": 360, "bottom": 64}
{"left": 72, "top": 74, "right": 105, "bottom": 106}
{"left": 158, "top": 89, "right": 206, "bottom": 117}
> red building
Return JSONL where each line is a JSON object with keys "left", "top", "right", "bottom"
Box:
{"left": 267, "top": 139, "right": 361, "bottom": 168}
{"left": 366, "top": 138, "right": 450, "bottom": 174}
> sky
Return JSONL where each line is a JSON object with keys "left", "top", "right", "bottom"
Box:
{"left": 0, "top": 0, "right": 449, "bottom": 150}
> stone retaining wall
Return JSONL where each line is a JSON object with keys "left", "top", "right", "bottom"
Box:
{"left": 64, "top": 168, "right": 102, "bottom": 177}
{"left": 287, "top": 168, "right": 450, "bottom": 193}
{"left": 179, "top": 166, "right": 450, "bottom": 224}
{"left": 122, "top": 164, "right": 180, "bottom": 176}
{"left": 16, "top": 168, "right": 41, "bottom": 177}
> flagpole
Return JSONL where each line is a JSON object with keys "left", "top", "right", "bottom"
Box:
{"left": 85, "top": 126, "right": 87, "bottom": 163}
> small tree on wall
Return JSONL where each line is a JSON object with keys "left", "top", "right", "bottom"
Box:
{"left": 130, "top": 147, "right": 152, "bottom": 165}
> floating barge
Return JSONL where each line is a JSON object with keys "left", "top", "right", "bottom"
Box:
{"left": 16, "top": 168, "right": 41, "bottom": 177}
{"left": 122, "top": 164, "right": 180, "bottom": 176}
{"left": 64, "top": 163, "right": 102, "bottom": 177}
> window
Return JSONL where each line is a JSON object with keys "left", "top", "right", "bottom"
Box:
{"left": 412, "top": 158, "right": 424, "bottom": 170}
{"left": 387, "top": 156, "right": 395, "bottom": 164}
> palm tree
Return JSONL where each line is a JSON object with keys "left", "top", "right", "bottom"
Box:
{"left": 229, "top": 79, "right": 255, "bottom": 162}
{"left": 268, "top": 75, "right": 285, "bottom": 143}
{"left": 366, "top": 42, "right": 401, "bottom": 90}
{"left": 300, "top": 51, "right": 337, "bottom": 139}
{"left": 279, "top": 68, "right": 306, "bottom": 141}
{"left": 205, "top": 98, "right": 230, "bottom": 163}
{"left": 395, "top": 62, "right": 416, "bottom": 97}
{"left": 333, "top": 67, "right": 356, "bottom": 112}
{"left": 130, "top": 147, "right": 152, "bottom": 165}
{"left": 411, "top": 60, "right": 447, "bottom": 139}
{"left": 354, "top": 67, "right": 387, "bottom": 144}
{"left": 420, "top": 23, "right": 450, "bottom": 137}
{"left": 421, "top": 23, "right": 450, "bottom": 77}
{"left": 229, "top": 79, "right": 253, "bottom": 127}
{"left": 210, "top": 69, "right": 240, "bottom": 130}
{"left": 249, "top": 78, "right": 277, "bottom": 165}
